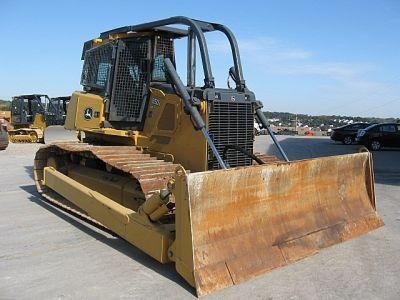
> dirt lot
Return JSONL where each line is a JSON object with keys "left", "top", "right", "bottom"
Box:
{"left": 1, "top": 137, "right": 399, "bottom": 299}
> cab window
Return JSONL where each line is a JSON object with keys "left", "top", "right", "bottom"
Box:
{"left": 381, "top": 124, "right": 396, "bottom": 133}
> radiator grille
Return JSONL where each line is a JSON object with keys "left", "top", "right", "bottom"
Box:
{"left": 208, "top": 101, "right": 254, "bottom": 170}
{"left": 110, "top": 39, "right": 149, "bottom": 121}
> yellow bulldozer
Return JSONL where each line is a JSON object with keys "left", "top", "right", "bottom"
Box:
{"left": 9, "top": 94, "right": 58, "bottom": 143}
{"left": 9, "top": 94, "right": 76, "bottom": 143}
{"left": 34, "top": 17, "right": 383, "bottom": 296}
{"left": 43, "top": 96, "right": 78, "bottom": 144}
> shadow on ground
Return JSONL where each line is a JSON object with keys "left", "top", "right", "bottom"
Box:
{"left": 19, "top": 184, "right": 195, "bottom": 296}
{"left": 24, "top": 166, "right": 34, "bottom": 180}
{"left": 374, "top": 171, "right": 400, "bottom": 186}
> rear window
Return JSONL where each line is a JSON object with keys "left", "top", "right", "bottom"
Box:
{"left": 349, "top": 124, "right": 366, "bottom": 130}
{"left": 381, "top": 124, "right": 396, "bottom": 133}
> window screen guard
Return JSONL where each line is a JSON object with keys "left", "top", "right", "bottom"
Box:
{"left": 81, "top": 35, "right": 175, "bottom": 123}
{"left": 81, "top": 42, "right": 114, "bottom": 93}
{"left": 109, "top": 39, "right": 150, "bottom": 122}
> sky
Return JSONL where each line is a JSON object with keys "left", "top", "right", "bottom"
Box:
{"left": 0, "top": 0, "right": 399, "bottom": 118}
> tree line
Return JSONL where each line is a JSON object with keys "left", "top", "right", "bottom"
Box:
{"left": 0, "top": 99, "right": 396, "bottom": 128}
{"left": 0, "top": 100, "right": 11, "bottom": 111}
{"left": 263, "top": 111, "right": 397, "bottom": 129}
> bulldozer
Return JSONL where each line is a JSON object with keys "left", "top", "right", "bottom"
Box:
{"left": 9, "top": 94, "right": 76, "bottom": 143}
{"left": 34, "top": 17, "right": 383, "bottom": 296}
{"left": 9, "top": 94, "right": 62, "bottom": 143}
{"left": 48, "top": 96, "right": 70, "bottom": 124}
{"left": 43, "top": 96, "right": 78, "bottom": 144}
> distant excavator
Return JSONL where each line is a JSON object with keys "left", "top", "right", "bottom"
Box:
{"left": 34, "top": 17, "right": 383, "bottom": 296}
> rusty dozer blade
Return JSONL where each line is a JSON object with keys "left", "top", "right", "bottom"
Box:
{"left": 172, "top": 152, "right": 383, "bottom": 297}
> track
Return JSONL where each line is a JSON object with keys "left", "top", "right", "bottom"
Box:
{"left": 33, "top": 142, "right": 279, "bottom": 228}
{"left": 9, "top": 128, "right": 42, "bottom": 143}
{"left": 33, "top": 142, "right": 181, "bottom": 226}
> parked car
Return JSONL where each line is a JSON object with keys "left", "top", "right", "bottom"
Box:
{"left": 356, "top": 123, "right": 400, "bottom": 150}
{"left": 330, "top": 123, "right": 374, "bottom": 145}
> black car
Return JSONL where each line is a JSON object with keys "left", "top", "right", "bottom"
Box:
{"left": 356, "top": 123, "right": 400, "bottom": 151}
{"left": 330, "top": 122, "right": 374, "bottom": 145}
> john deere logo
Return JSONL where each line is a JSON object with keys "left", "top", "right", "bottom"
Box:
{"left": 83, "top": 107, "right": 93, "bottom": 120}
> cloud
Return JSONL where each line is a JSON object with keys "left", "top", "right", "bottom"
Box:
{"left": 209, "top": 35, "right": 379, "bottom": 80}
{"left": 240, "top": 37, "right": 312, "bottom": 60}
{"left": 208, "top": 36, "right": 380, "bottom": 84}
{"left": 209, "top": 36, "right": 312, "bottom": 61}
{"left": 280, "top": 62, "right": 379, "bottom": 81}
{"left": 207, "top": 35, "right": 400, "bottom": 117}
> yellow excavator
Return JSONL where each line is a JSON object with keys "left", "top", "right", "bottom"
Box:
{"left": 34, "top": 17, "right": 383, "bottom": 296}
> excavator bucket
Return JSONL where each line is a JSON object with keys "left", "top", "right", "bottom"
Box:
{"left": 172, "top": 152, "right": 383, "bottom": 296}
